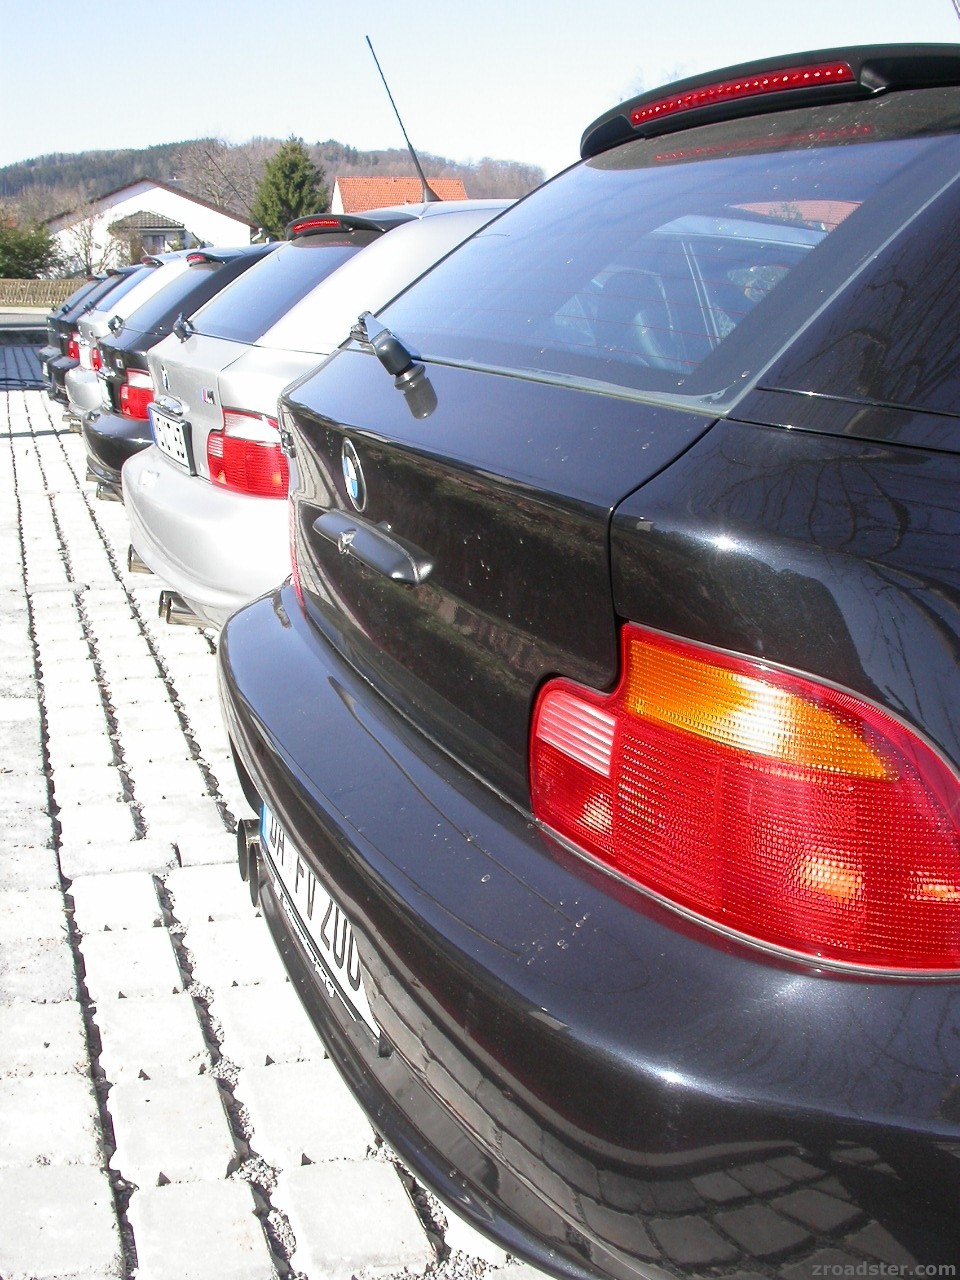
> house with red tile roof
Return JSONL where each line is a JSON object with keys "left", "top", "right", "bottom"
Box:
{"left": 331, "top": 176, "right": 468, "bottom": 213}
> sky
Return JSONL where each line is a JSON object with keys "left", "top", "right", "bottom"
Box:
{"left": 2, "top": 0, "right": 960, "bottom": 181}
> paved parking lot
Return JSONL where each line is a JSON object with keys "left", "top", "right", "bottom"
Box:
{"left": 0, "top": 368, "right": 541, "bottom": 1280}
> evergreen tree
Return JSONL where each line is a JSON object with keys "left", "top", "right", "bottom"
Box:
{"left": 250, "top": 137, "right": 327, "bottom": 238}
{"left": 0, "top": 221, "right": 58, "bottom": 277}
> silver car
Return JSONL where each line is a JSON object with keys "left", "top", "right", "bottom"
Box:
{"left": 64, "top": 251, "right": 195, "bottom": 421}
{"left": 123, "top": 201, "right": 511, "bottom": 628}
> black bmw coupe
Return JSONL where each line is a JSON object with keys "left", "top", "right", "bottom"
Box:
{"left": 220, "top": 46, "right": 960, "bottom": 1279}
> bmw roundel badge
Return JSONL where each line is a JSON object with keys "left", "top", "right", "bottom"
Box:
{"left": 342, "top": 438, "right": 366, "bottom": 512}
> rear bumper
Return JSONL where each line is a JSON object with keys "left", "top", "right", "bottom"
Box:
{"left": 218, "top": 585, "right": 960, "bottom": 1280}
{"left": 122, "top": 447, "right": 288, "bottom": 629}
{"left": 46, "top": 354, "right": 77, "bottom": 403}
{"left": 64, "top": 366, "right": 104, "bottom": 416}
{"left": 82, "top": 409, "right": 152, "bottom": 488}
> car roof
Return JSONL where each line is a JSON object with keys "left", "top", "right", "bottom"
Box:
{"left": 260, "top": 202, "right": 512, "bottom": 352}
{"left": 361, "top": 199, "right": 514, "bottom": 221}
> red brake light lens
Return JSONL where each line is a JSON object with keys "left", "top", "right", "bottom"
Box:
{"left": 206, "top": 410, "right": 289, "bottom": 498}
{"left": 631, "top": 60, "right": 856, "bottom": 130}
{"left": 67, "top": 332, "right": 80, "bottom": 361}
{"left": 289, "top": 217, "right": 342, "bottom": 237}
{"left": 90, "top": 344, "right": 102, "bottom": 372}
{"left": 119, "top": 368, "right": 153, "bottom": 420}
{"left": 530, "top": 625, "right": 960, "bottom": 972}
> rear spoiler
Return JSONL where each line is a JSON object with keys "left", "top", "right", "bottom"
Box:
{"left": 285, "top": 211, "right": 414, "bottom": 240}
{"left": 581, "top": 43, "right": 960, "bottom": 157}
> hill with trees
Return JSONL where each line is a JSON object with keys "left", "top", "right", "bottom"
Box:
{"left": 0, "top": 136, "right": 545, "bottom": 225}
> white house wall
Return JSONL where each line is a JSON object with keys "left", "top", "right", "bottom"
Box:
{"left": 52, "top": 181, "right": 253, "bottom": 269}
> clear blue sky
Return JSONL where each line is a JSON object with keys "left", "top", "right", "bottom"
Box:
{"left": 3, "top": 0, "right": 960, "bottom": 180}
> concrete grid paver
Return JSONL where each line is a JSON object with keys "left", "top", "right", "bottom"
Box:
{"left": 80, "top": 927, "right": 185, "bottom": 1001}
{"left": 0, "top": 1164, "right": 124, "bottom": 1280}
{"left": 126, "top": 1180, "right": 277, "bottom": 1280}
{"left": 1, "top": 384, "right": 533, "bottom": 1280}
{"left": 96, "top": 991, "right": 212, "bottom": 1083}
{"left": 0, "top": 995, "right": 89, "bottom": 1077}
{"left": 238, "top": 1060, "right": 376, "bottom": 1166}
{"left": 211, "top": 981, "right": 323, "bottom": 1070}
{"left": 0, "top": 1073, "right": 104, "bottom": 1167}
{"left": 108, "top": 1075, "right": 239, "bottom": 1185}
{"left": 278, "top": 1161, "right": 435, "bottom": 1280}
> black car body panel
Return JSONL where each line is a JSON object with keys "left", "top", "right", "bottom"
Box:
{"left": 83, "top": 413, "right": 152, "bottom": 489}
{"left": 219, "top": 47, "right": 960, "bottom": 1279}
{"left": 610, "top": 414, "right": 960, "bottom": 770}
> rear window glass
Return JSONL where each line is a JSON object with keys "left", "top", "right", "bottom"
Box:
{"left": 72, "top": 267, "right": 152, "bottom": 318}
{"left": 54, "top": 277, "right": 106, "bottom": 316}
{"left": 190, "top": 234, "right": 380, "bottom": 343}
{"left": 382, "top": 90, "right": 960, "bottom": 412}
{"left": 119, "top": 263, "right": 220, "bottom": 334}
{"left": 759, "top": 179, "right": 960, "bottom": 416}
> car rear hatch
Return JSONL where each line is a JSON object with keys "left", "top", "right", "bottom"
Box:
{"left": 283, "top": 73, "right": 960, "bottom": 808}
{"left": 146, "top": 217, "right": 400, "bottom": 482}
{"left": 285, "top": 355, "right": 715, "bottom": 804}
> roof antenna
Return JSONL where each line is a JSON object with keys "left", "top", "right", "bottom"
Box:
{"left": 365, "top": 35, "right": 442, "bottom": 202}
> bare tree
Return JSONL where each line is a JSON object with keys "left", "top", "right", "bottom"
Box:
{"left": 172, "top": 139, "right": 272, "bottom": 217}
{"left": 58, "top": 207, "right": 123, "bottom": 276}
{"left": 466, "top": 158, "right": 545, "bottom": 198}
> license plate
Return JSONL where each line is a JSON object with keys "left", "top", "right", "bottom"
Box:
{"left": 259, "top": 806, "right": 379, "bottom": 1036}
{"left": 149, "top": 406, "right": 194, "bottom": 472}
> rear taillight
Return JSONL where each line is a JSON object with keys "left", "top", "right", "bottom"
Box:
{"left": 90, "top": 345, "right": 102, "bottom": 372}
{"left": 119, "top": 369, "right": 153, "bottom": 420}
{"left": 531, "top": 625, "right": 960, "bottom": 972}
{"left": 67, "top": 331, "right": 80, "bottom": 361}
{"left": 206, "top": 410, "right": 289, "bottom": 498}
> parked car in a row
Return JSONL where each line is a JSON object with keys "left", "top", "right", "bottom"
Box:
{"left": 219, "top": 44, "right": 960, "bottom": 1280}
{"left": 38, "top": 274, "right": 105, "bottom": 386}
{"left": 41, "top": 266, "right": 141, "bottom": 406}
{"left": 82, "top": 242, "right": 277, "bottom": 498}
{"left": 121, "top": 200, "right": 511, "bottom": 627}
{"left": 64, "top": 250, "right": 198, "bottom": 423}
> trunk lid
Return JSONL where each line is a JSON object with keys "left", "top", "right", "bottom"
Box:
{"left": 216, "top": 344, "right": 320, "bottom": 422}
{"left": 284, "top": 349, "right": 715, "bottom": 803}
{"left": 146, "top": 332, "right": 250, "bottom": 481}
